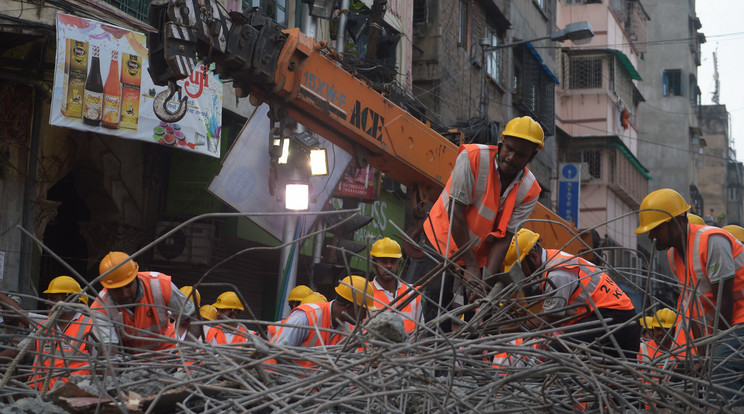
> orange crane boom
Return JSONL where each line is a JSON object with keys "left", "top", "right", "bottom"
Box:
{"left": 146, "top": 5, "right": 591, "bottom": 255}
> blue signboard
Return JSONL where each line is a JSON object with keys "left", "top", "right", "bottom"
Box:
{"left": 558, "top": 163, "right": 581, "bottom": 227}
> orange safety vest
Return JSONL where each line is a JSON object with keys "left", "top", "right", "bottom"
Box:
{"left": 28, "top": 313, "right": 94, "bottom": 390}
{"left": 270, "top": 302, "right": 348, "bottom": 368}
{"left": 205, "top": 323, "right": 255, "bottom": 345}
{"left": 543, "top": 249, "right": 635, "bottom": 324}
{"left": 638, "top": 339, "right": 659, "bottom": 364}
{"left": 91, "top": 272, "right": 174, "bottom": 353}
{"left": 267, "top": 317, "right": 290, "bottom": 340}
{"left": 491, "top": 337, "right": 525, "bottom": 368}
{"left": 371, "top": 281, "right": 421, "bottom": 333}
{"left": 425, "top": 144, "right": 541, "bottom": 267}
{"left": 668, "top": 223, "right": 744, "bottom": 345}
{"left": 272, "top": 302, "right": 346, "bottom": 347}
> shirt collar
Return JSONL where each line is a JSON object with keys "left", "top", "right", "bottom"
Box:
{"left": 372, "top": 277, "right": 401, "bottom": 292}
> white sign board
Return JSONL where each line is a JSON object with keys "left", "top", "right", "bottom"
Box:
{"left": 208, "top": 104, "right": 353, "bottom": 240}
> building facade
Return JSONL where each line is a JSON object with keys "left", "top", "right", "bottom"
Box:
{"left": 412, "top": 0, "right": 560, "bottom": 207}
{"left": 555, "top": 0, "right": 649, "bottom": 271}
{"left": 698, "top": 104, "right": 744, "bottom": 226}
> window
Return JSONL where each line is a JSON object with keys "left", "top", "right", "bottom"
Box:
{"left": 458, "top": 0, "right": 468, "bottom": 48}
{"left": 565, "top": 150, "right": 601, "bottom": 179}
{"left": 243, "top": 0, "right": 287, "bottom": 26}
{"left": 663, "top": 69, "right": 683, "bottom": 96}
{"left": 730, "top": 187, "right": 739, "bottom": 202}
{"left": 513, "top": 45, "right": 556, "bottom": 135}
{"left": 534, "top": 0, "right": 546, "bottom": 9}
{"left": 568, "top": 55, "right": 603, "bottom": 89}
{"left": 413, "top": 0, "right": 427, "bottom": 23}
{"left": 484, "top": 27, "right": 502, "bottom": 84}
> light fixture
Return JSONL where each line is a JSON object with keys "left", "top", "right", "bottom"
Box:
{"left": 551, "top": 21, "right": 594, "bottom": 45}
{"left": 310, "top": 148, "right": 328, "bottom": 176}
{"left": 273, "top": 138, "right": 290, "bottom": 164}
{"left": 285, "top": 182, "right": 310, "bottom": 210}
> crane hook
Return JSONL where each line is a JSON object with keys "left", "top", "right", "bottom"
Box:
{"left": 153, "top": 80, "right": 189, "bottom": 123}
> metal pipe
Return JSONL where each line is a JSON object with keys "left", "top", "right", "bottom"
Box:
{"left": 336, "top": 0, "right": 350, "bottom": 55}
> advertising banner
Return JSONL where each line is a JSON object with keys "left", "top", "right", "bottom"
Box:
{"left": 51, "top": 13, "right": 222, "bottom": 158}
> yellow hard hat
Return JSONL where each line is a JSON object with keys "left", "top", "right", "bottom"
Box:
{"left": 503, "top": 229, "right": 541, "bottom": 272}
{"left": 634, "top": 188, "right": 691, "bottom": 234}
{"left": 654, "top": 308, "right": 677, "bottom": 329}
{"left": 639, "top": 315, "right": 656, "bottom": 329}
{"left": 502, "top": 116, "right": 544, "bottom": 149}
{"left": 723, "top": 225, "right": 744, "bottom": 243}
{"left": 370, "top": 237, "right": 402, "bottom": 259}
{"left": 300, "top": 292, "right": 328, "bottom": 305}
{"left": 213, "top": 291, "right": 244, "bottom": 310}
{"left": 687, "top": 213, "right": 705, "bottom": 225}
{"left": 288, "top": 285, "right": 313, "bottom": 302}
{"left": 334, "top": 275, "right": 374, "bottom": 308}
{"left": 99, "top": 252, "right": 139, "bottom": 289}
{"left": 180, "top": 286, "right": 201, "bottom": 307}
{"left": 43, "top": 276, "right": 88, "bottom": 305}
{"left": 200, "top": 304, "right": 218, "bottom": 321}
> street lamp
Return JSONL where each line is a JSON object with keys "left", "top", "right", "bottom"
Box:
{"left": 479, "top": 21, "right": 594, "bottom": 118}
{"left": 480, "top": 21, "right": 594, "bottom": 53}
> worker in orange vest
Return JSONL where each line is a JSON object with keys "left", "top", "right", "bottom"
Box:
{"left": 406, "top": 116, "right": 544, "bottom": 332}
{"left": 91, "top": 252, "right": 196, "bottom": 355}
{"left": 165, "top": 286, "right": 203, "bottom": 342}
{"left": 4, "top": 276, "right": 97, "bottom": 390}
{"left": 501, "top": 229, "right": 640, "bottom": 360}
{"left": 204, "top": 291, "right": 256, "bottom": 345}
{"left": 287, "top": 285, "right": 313, "bottom": 310}
{"left": 636, "top": 188, "right": 744, "bottom": 406}
{"left": 368, "top": 237, "right": 421, "bottom": 334}
{"left": 267, "top": 292, "right": 327, "bottom": 340}
{"left": 271, "top": 276, "right": 374, "bottom": 351}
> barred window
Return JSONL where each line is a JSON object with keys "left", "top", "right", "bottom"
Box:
{"left": 663, "top": 69, "right": 683, "bottom": 96}
{"left": 413, "top": 0, "right": 427, "bottom": 23}
{"left": 568, "top": 55, "right": 603, "bottom": 89}
{"left": 513, "top": 45, "right": 556, "bottom": 135}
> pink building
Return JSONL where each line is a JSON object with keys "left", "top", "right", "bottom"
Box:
{"left": 555, "top": 0, "right": 650, "bottom": 268}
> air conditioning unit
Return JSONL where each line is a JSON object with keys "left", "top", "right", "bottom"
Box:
{"left": 580, "top": 162, "right": 596, "bottom": 181}
{"left": 153, "top": 221, "right": 215, "bottom": 265}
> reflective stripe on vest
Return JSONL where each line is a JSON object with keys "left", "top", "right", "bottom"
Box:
{"left": 543, "top": 249, "right": 634, "bottom": 321}
{"left": 668, "top": 224, "right": 744, "bottom": 341}
{"left": 372, "top": 283, "right": 421, "bottom": 333}
{"left": 92, "top": 272, "right": 174, "bottom": 352}
{"left": 425, "top": 144, "right": 541, "bottom": 267}
{"left": 29, "top": 314, "right": 94, "bottom": 390}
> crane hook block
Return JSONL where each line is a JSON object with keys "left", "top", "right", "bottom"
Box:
{"left": 154, "top": 80, "right": 189, "bottom": 123}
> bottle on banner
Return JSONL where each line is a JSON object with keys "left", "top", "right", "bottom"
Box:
{"left": 119, "top": 53, "right": 142, "bottom": 131}
{"left": 82, "top": 45, "right": 103, "bottom": 126}
{"left": 61, "top": 39, "right": 88, "bottom": 118}
{"left": 102, "top": 50, "right": 121, "bottom": 129}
